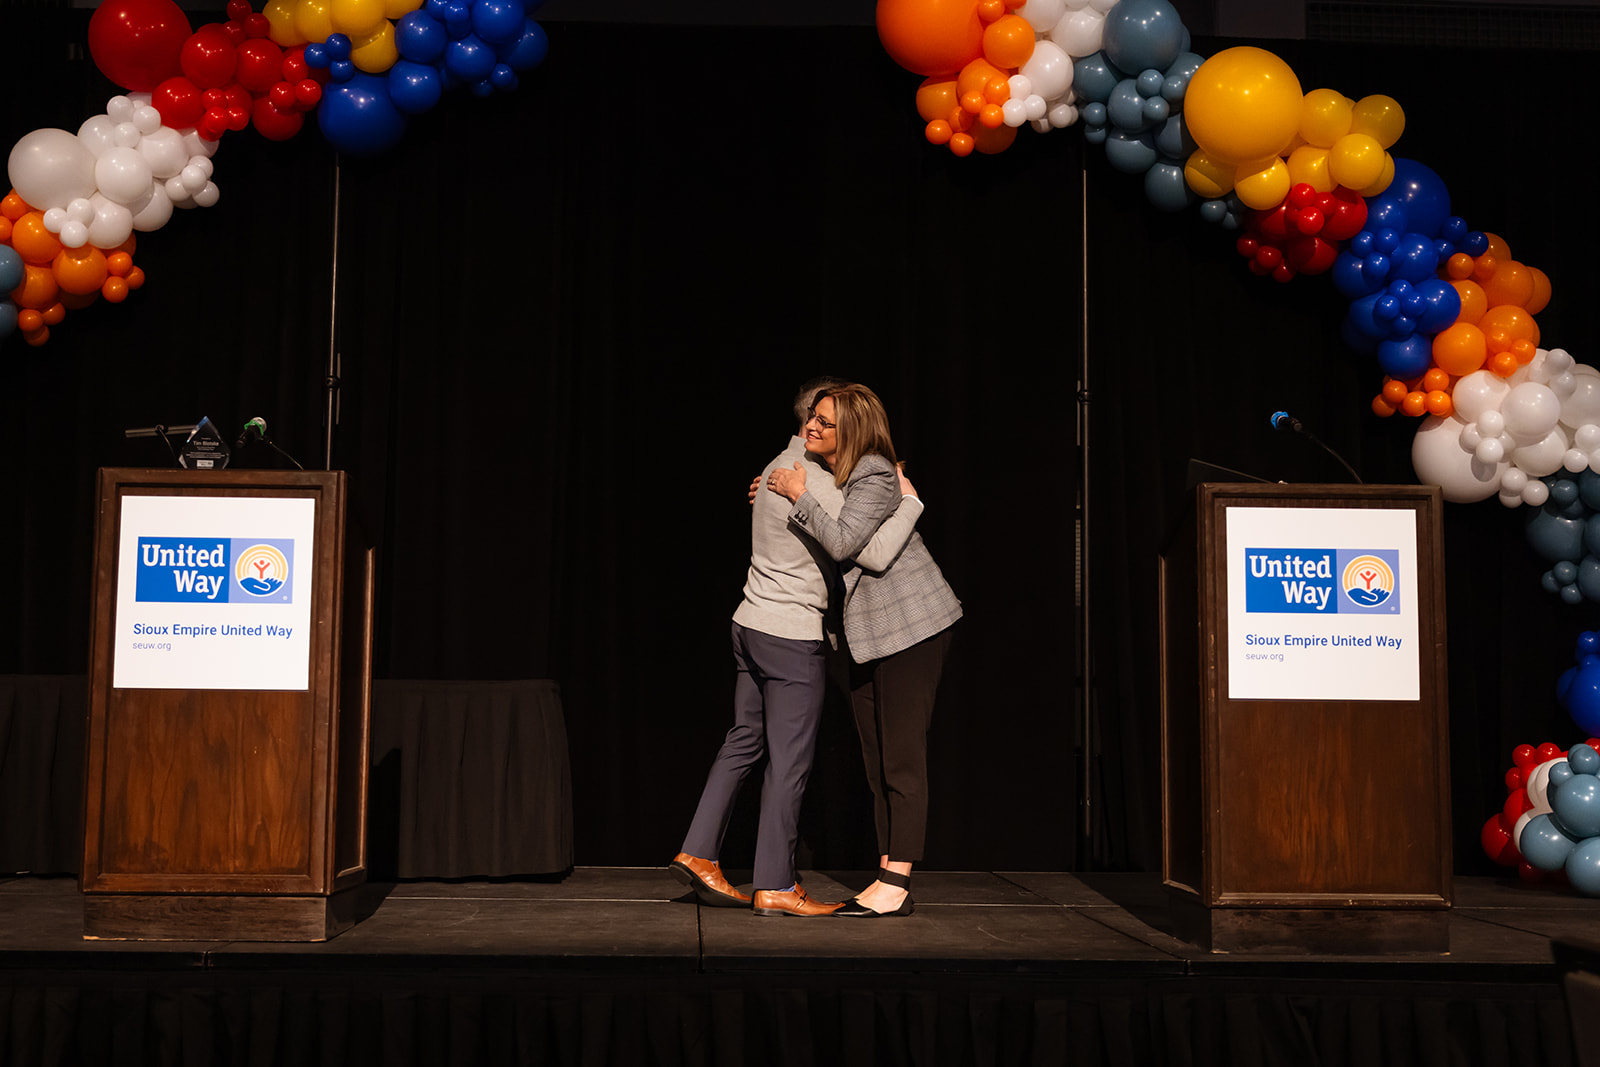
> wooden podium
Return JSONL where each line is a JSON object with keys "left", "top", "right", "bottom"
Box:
{"left": 81, "top": 468, "right": 373, "bottom": 941}
{"left": 1159, "top": 483, "right": 1450, "bottom": 953}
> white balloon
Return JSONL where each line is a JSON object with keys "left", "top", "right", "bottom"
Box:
{"left": 179, "top": 163, "right": 209, "bottom": 195}
{"left": 1560, "top": 365, "right": 1600, "bottom": 428}
{"left": 1025, "top": 94, "right": 1048, "bottom": 121}
{"left": 59, "top": 219, "right": 89, "bottom": 248}
{"left": 1577, "top": 424, "right": 1600, "bottom": 451}
{"left": 1478, "top": 410, "right": 1505, "bottom": 437}
{"left": 182, "top": 130, "right": 220, "bottom": 158}
{"left": 1451, "top": 370, "right": 1510, "bottom": 424}
{"left": 7, "top": 128, "right": 98, "bottom": 210}
{"left": 1017, "top": 0, "right": 1067, "bottom": 31}
{"left": 1477, "top": 437, "right": 1505, "bottom": 464}
{"left": 106, "top": 95, "right": 135, "bottom": 123}
{"left": 1020, "top": 40, "right": 1074, "bottom": 101}
{"left": 1031, "top": 117, "right": 1052, "bottom": 133}
{"left": 1459, "top": 424, "right": 1483, "bottom": 450}
{"left": 86, "top": 193, "right": 134, "bottom": 249}
{"left": 191, "top": 181, "right": 220, "bottom": 208}
{"left": 1547, "top": 347, "right": 1576, "bottom": 373}
{"left": 94, "top": 146, "right": 154, "bottom": 205}
{"left": 1551, "top": 371, "right": 1577, "bottom": 399}
{"left": 1511, "top": 428, "right": 1570, "bottom": 478}
{"left": 1566, "top": 448, "right": 1590, "bottom": 473}
{"left": 1412, "top": 414, "right": 1505, "bottom": 502}
{"left": 1502, "top": 382, "right": 1562, "bottom": 443}
{"left": 164, "top": 175, "right": 192, "bottom": 205}
{"left": 1048, "top": 102, "right": 1079, "bottom": 128}
{"left": 138, "top": 127, "right": 188, "bottom": 179}
{"left": 1050, "top": 9, "right": 1104, "bottom": 56}
{"left": 1501, "top": 468, "right": 1529, "bottom": 494}
{"left": 1008, "top": 74, "right": 1034, "bottom": 99}
{"left": 78, "top": 115, "right": 118, "bottom": 157}
{"left": 114, "top": 122, "right": 142, "bottom": 148}
{"left": 42, "top": 207, "right": 67, "bottom": 232}
{"left": 1002, "top": 99, "right": 1029, "bottom": 127}
{"left": 133, "top": 105, "right": 163, "bottom": 135}
{"left": 131, "top": 183, "right": 173, "bottom": 232}
{"left": 1088, "top": 0, "right": 1119, "bottom": 12}
{"left": 1523, "top": 479, "right": 1550, "bottom": 507}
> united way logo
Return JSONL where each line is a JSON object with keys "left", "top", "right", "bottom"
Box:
{"left": 234, "top": 543, "right": 291, "bottom": 598}
{"left": 1342, "top": 553, "right": 1396, "bottom": 610}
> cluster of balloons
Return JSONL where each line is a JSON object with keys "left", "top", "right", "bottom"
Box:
{"left": 1483, "top": 737, "right": 1600, "bottom": 895}
{"left": 2, "top": 0, "right": 546, "bottom": 345}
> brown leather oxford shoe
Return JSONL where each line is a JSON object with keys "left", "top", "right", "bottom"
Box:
{"left": 751, "top": 884, "right": 843, "bottom": 917}
{"left": 669, "top": 853, "right": 751, "bottom": 907}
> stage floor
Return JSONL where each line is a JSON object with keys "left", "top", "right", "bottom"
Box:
{"left": 0, "top": 868, "right": 1586, "bottom": 978}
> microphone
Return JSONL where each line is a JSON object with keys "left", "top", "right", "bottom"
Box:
{"left": 1268, "top": 410, "right": 1363, "bottom": 483}
{"left": 235, "top": 416, "right": 268, "bottom": 450}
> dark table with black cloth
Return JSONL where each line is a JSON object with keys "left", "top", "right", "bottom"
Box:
{"left": 0, "top": 676, "right": 573, "bottom": 879}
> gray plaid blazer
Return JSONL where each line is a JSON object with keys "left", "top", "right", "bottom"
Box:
{"left": 788, "top": 452, "right": 962, "bottom": 663}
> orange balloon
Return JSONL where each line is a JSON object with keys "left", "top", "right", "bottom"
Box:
{"left": 10, "top": 212, "right": 62, "bottom": 265}
{"left": 23, "top": 325, "right": 49, "bottom": 347}
{"left": 0, "top": 218, "right": 10, "bottom": 244}
{"left": 1451, "top": 279, "right": 1487, "bottom": 324}
{"left": 16, "top": 308, "right": 42, "bottom": 331}
{"left": 1483, "top": 232, "right": 1511, "bottom": 262}
{"left": 1527, "top": 267, "right": 1551, "bottom": 315}
{"left": 916, "top": 77, "right": 959, "bottom": 123}
{"left": 961, "top": 90, "right": 986, "bottom": 113}
{"left": 981, "top": 14, "right": 1034, "bottom": 69}
{"left": 984, "top": 75, "right": 1009, "bottom": 105}
{"left": 1479, "top": 304, "right": 1539, "bottom": 351}
{"left": 60, "top": 289, "right": 100, "bottom": 310}
{"left": 1401, "top": 391, "right": 1428, "bottom": 417}
{"left": 1422, "top": 367, "right": 1451, "bottom": 392}
{"left": 925, "top": 118, "right": 953, "bottom": 145}
{"left": 876, "top": 0, "right": 984, "bottom": 76}
{"left": 979, "top": 103, "right": 1005, "bottom": 128}
{"left": 1, "top": 191, "right": 31, "bottom": 221}
{"left": 948, "top": 132, "right": 975, "bottom": 157}
{"left": 978, "top": 0, "right": 1004, "bottom": 18}
{"left": 971, "top": 121, "right": 1017, "bottom": 154}
{"left": 53, "top": 246, "right": 110, "bottom": 296}
{"left": 1432, "top": 322, "right": 1487, "bottom": 376}
{"left": 957, "top": 56, "right": 1002, "bottom": 96}
{"left": 1371, "top": 395, "right": 1396, "bottom": 417}
{"left": 12, "top": 263, "right": 59, "bottom": 308}
{"left": 1482, "top": 260, "right": 1535, "bottom": 309}
{"left": 1471, "top": 253, "right": 1498, "bottom": 284}
{"left": 115, "top": 234, "right": 137, "bottom": 256}
{"left": 1425, "top": 390, "right": 1453, "bottom": 418}
{"left": 103, "top": 276, "right": 130, "bottom": 303}
{"left": 106, "top": 252, "right": 134, "bottom": 277}
{"left": 126, "top": 266, "right": 147, "bottom": 289}
{"left": 1489, "top": 352, "right": 1518, "bottom": 377}
{"left": 40, "top": 301, "right": 65, "bottom": 325}
{"left": 1511, "top": 338, "right": 1538, "bottom": 365}
{"left": 1381, "top": 378, "right": 1408, "bottom": 405}
{"left": 1445, "top": 253, "right": 1474, "bottom": 280}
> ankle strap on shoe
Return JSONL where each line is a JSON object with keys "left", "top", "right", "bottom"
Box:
{"left": 877, "top": 867, "right": 911, "bottom": 890}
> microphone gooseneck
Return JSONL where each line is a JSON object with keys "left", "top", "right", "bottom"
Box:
{"left": 1269, "top": 410, "right": 1363, "bottom": 484}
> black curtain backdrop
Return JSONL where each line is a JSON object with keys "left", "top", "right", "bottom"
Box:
{"left": 4, "top": 13, "right": 1598, "bottom": 877}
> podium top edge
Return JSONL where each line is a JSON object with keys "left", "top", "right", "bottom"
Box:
{"left": 96, "top": 467, "right": 346, "bottom": 487}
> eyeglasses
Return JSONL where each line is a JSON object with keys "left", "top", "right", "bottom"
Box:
{"left": 806, "top": 411, "right": 836, "bottom": 431}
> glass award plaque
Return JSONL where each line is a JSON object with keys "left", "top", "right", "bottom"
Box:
{"left": 179, "top": 416, "right": 231, "bottom": 470}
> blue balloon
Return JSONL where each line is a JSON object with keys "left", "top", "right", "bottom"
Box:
{"left": 1551, "top": 762, "right": 1576, "bottom": 789}
{"left": 1375, "top": 158, "right": 1452, "bottom": 239}
{"left": 489, "top": 63, "right": 517, "bottom": 91}
{"left": 1154, "top": 113, "right": 1192, "bottom": 160}
{"left": 1377, "top": 336, "right": 1431, "bottom": 378}
{"left": 1144, "top": 162, "right": 1190, "bottom": 212}
{"left": 1161, "top": 52, "right": 1204, "bottom": 101}
{"left": 388, "top": 59, "right": 443, "bottom": 114}
{"left": 0, "top": 245, "right": 23, "bottom": 292}
{"left": 1332, "top": 251, "right": 1379, "bottom": 298}
{"left": 1104, "top": 130, "right": 1158, "bottom": 174}
{"left": 497, "top": 19, "right": 547, "bottom": 70}
{"left": 1073, "top": 53, "right": 1124, "bottom": 105}
{"left": 1528, "top": 507, "right": 1587, "bottom": 563}
{"left": 1574, "top": 744, "right": 1600, "bottom": 776}
{"left": 1107, "top": 80, "right": 1151, "bottom": 131}
{"left": 1579, "top": 631, "right": 1600, "bottom": 659}
{"left": 1562, "top": 662, "right": 1600, "bottom": 736}
{"left": 1520, "top": 813, "right": 1578, "bottom": 871}
{"left": 1101, "top": 0, "right": 1187, "bottom": 75}
{"left": 1566, "top": 836, "right": 1600, "bottom": 896}
{"left": 1563, "top": 773, "right": 1600, "bottom": 836}
{"left": 316, "top": 73, "right": 409, "bottom": 157}
{"left": 471, "top": 0, "right": 524, "bottom": 43}
{"left": 1412, "top": 279, "right": 1461, "bottom": 334}
{"left": 445, "top": 34, "right": 496, "bottom": 81}
{"left": 397, "top": 10, "right": 449, "bottom": 63}
{"left": 1390, "top": 233, "right": 1441, "bottom": 283}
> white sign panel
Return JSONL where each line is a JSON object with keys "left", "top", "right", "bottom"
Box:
{"left": 1226, "top": 506, "right": 1419, "bottom": 702}
{"left": 112, "top": 495, "right": 316, "bottom": 691}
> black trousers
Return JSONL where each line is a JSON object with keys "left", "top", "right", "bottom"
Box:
{"left": 848, "top": 626, "right": 954, "bottom": 862}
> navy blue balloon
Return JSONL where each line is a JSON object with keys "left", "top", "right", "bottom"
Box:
{"left": 1345, "top": 292, "right": 1387, "bottom": 339}
{"left": 1161, "top": 51, "right": 1203, "bottom": 100}
{"left": 1579, "top": 631, "right": 1600, "bottom": 659}
{"left": 1104, "top": 130, "right": 1158, "bottom": 174}
{"left": 1108, "top": 80, "right": 1151, "bottom": 130}
{"left": 1332, "top": 251, "right": 1379, "bottom": 298}
{"left": 1144, "top": 162, "right": 1190, "bottom": 212}
{"left": 1377, "top": 335, "right": 1431, "bottom": 379}
{"left": 1154, "top": 113, "right": 1192, "bottom": 159}
{"left": 1528, "top": 507, "right": 1587, "bottom": 563}
{"left": 397, "top": 10, "right": 449, "bottom": 63}
{"left": 1365, "top": 200, "right": 1408, "bottom": 234}
{"left": 388, "top": 59, "right": 443, "bottom": 114}
{"left": 489, "top": 63, "right": 518, "bottom": 91}
{"left": 497, "top": 19, "right": 547, "bottom": 70}
{"left": 1378, "top": 159, "right": 1452, "bottom": 238}
{"left": 317, "top": 73, "right": 408, "bottom": 157}
{"left": 446, "top": 34, "right": 496, "bottom": 81}
{"left": 1563, "top": 661, "right": 1600, "bottom": 735}
{"left": 1553, "top": 773, "right": 1600, "bottom": 837}
{"left": 0, "top": 245, "right": 23, "bottom": 292}
{"left": 471, "top": 0, "right": 524, "bottom": 43}
{"left": 1521, "top": 813, "right": 1578, "bottom": 871}
{"left": 1101, "top": 0, "right": 1187, "bottom": 75}
{"left": 1073, "top": 53, "right": 1124, "bottom": 104}
{"left": 1391, "top": 233, "right": 1441, "bottom": 283}
{"left": 1413, "top": 279, "right": 1461, "bottom": 334}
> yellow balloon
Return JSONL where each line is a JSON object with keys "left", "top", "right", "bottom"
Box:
{"left": 383, "top": 0, "right": 423, "bottom": 18}
{"left": 1298, "top": 88, "right": 1353, "bottom": 148}
{"left": 264, "top": 0, "right": 308, "bottom": 45}
{"left": 331, "top": 0, "right": 386, "bottom": 37}
{"left": 1328, "top": 132, "right": 1385, "bottom": 190}
{"left": 1351, "top": 94, "right": 1405, "bottom": 148}
{"left": 350, "top": 21, "right": 399, "bottom": 73}
{"left": 1183, "top": 148, "right": 1234, "bottom": 199}
{"left": 1357, "top": 152, "right": 1396, "bottom": 198}
{"left": 294, "top": 0, "right": 335, "bottom": 46}
{"left": 1183, "top": 46, "right": 1304, "bottom": 165}
{"left": 1233, "top": 158, "right": 1292, "bottom": 211}
{"left": 1286, "top": 144, "right": 1334, "bottom": 192}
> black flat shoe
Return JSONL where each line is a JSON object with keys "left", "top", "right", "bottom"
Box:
{"left": 834, "top": 866, "right": 914, "bottom": 917}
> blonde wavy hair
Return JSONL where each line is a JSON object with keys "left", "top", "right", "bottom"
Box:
{"left": 813, "top": 383, "right": 898, "bottom": 486}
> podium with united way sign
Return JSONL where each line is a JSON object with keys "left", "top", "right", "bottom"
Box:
{"left": 81, "top": 468, "right": 374, "bottom": 941}
{"left": 1158, "top": 482, "right": 1450, "bottom": 953}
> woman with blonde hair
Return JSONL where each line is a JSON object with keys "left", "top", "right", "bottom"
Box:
{"left": 767, "top": 383, "right": 962, "bottom": 917}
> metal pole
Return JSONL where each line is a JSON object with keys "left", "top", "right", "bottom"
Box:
{"left": 1077, "top": 158, "right": 1094, "bottom": 868}
{"left": 324, "top": 159, "right": 342, "bottom": 471}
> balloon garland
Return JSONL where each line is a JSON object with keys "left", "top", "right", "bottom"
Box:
{"left": 874, "top": 0, "right": 1600, "bottom": 889}
{"left": 0, "top": 0, "right": 547, "bottom": 346}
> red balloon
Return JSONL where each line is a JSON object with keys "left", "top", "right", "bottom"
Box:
{"left": 181, "top": 24, "right": 239, "bottom": 89}
{"left": 1320, "top": 188, "right": 1368, "bottom": 241}
{"left": 87, "top": 0, "right": 192, "bottom": 91}
{"left": 151, "top": 75, "right": 205, "bottom": 129}
{"left": 1285, "top": 235, "right": 1338, "bottom": 275}
{"left": 235, "top": 39, "right": 285, "bottom": 93}
{"left": 250, "top": 98, "right": 304, "bottom": 141}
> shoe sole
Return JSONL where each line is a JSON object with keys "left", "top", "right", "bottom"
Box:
{"left": 669, "top": 862, "right": 751, "bottom": 908}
